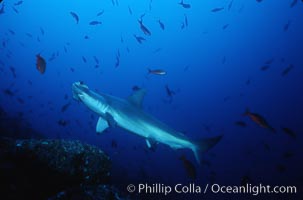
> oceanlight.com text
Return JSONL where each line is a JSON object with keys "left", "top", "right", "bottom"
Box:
{"left": 126, "top": 183, "right": 297, "bottom": 196}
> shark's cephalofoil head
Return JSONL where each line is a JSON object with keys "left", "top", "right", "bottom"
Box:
{"left": 72, "top": 81, "right": 90, "bottom": 101}
{"left": 72, "top": 81, "right": 109, "bottom": 115}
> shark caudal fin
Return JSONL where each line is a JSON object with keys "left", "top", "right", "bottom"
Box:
{"left": 191, "top": 135, "right": 223, "bottom": 164}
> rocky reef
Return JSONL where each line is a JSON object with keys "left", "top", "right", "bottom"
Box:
{"left": 0, "top": 105, "right": 131, "bottom": 199}
{"left": 0, "top": 137, "right": 129, "bottom": 199}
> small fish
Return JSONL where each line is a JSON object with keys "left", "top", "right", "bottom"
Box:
{"left": 264, "top": 58, "right": 274, "bottom": 65}
{"left": 12, "top": 6, "right": 19, "bottom": 13}
{"left": 14, "top": 1, "right": 23, "bottom": 6}
{"left": 3, "top": 89, "right": 14, "bottom": 96}
{"left": 0, "top": 4, "right": 4, "bottom": 15}
{"left": 283, "top": 20, "right": 291, "bottom": 32}
{"left": 138, "top": 18, "right": 151, "bottom": 36}
{"left": 184, "top": 14, "right": 188, "bottom": 27}
{"left": 70, "top": 12, "right": 79, "bottom": 24}
{"left": 115, "top": 54, "right": 120, "bottom": 68}
{"left": 2, "top": 40, "right": 6, "bottom": 48}
{"left": 89, "top": 21, "right": 102, "bottom": 25}
{"left": 202, "top": 124, "right": 211, "bottom": 133}
{"left": 93, "top": 56, "right": 99, "bottom": 64}
{"left": 82, "top": 56, "right": 87, "bottom": 63}
{"left": 212, "top": 7, "right": 224, "bottom": 12}
{"left": 149, "top": 0, "right": 152, "bottom": 11}
{"left": 36, "top": 54, "right": 46, "bottom": 74}
{"left": 158, "top": 20, "right": 165, "bottom": 30}
{"left": 243, "top": 108, "right": 276, "bottom": 132}
{"left": 132, "top": 85, "right": 141, "bottom": 91}
{"left": 179, "top": 0, "right": 191, "bottom": 8}
{"left": 222, "top": 56, "right": 226, "bottom": 64}
{"left": 48, "top": 52, "right": 56, "bottom": 61}
{"left": 8, "top": 29, "right": 15, "bottom": 35}
{"left": 181, "top": 22, "right": 185, "bottom": 29}
{"left": 281, "top": 127, "right": 296, "bottom": 139}
{"left": 153, "top": 48, "right": 162, "bottom": 53}
{"left": 147, "top": 68, "right": 166, "bottom": 75}
{"left": 222, "top": 24, "right": 229, "bottom": 30}
{"left": 40, "top": 27, "right": 44, "bottom": 35}
{"left": 260, "top": 65, "right": 270, "bottom": 71}
{"left": 84, "top": 35, "right": 89, "bottom": 39}
{"left": 234, "top": 121, "right": 247, "bottom": 127}
{"left": 128, "top": 6, "right": 132, "bottom": 15}
{"left": 281, "top": 64, "right": 294, "bottom": 76}
{"left": 228, "top": 0, "right": 233, "bottom": 11}
{"left": 290, "top": 0, "right": 298, "bottom": 8}
{"left": 165, "top": 85, "right": 176, "bottom": 99}
{"left": 96, "top": 10, "right": 104, "bottom": 16}
{"left": 17, "top": 97, "right": 24, "bottom": 104}
{"left": 262, "top": 142, "right": 270, "bottom": 151}
{"left": 58, "top": 119, "right": 68, "bottom": 126}
{"left": 26, "top": 33, "right": 33, "bottom": 38}
{"left": 283, "top": 151, "right": 294, "bottom": 159}
{"left": 61, "top": 102, "right": 71, "bottom": 112}
{"left": 246, "top": 79, "right": 251, "bottom": 85}
{"left": 179, "top": 155, "right": 196, "bottom": 179}
{"left": 133, "top": 34, "right": 146, "bottom": 44}
{"left": 9, "top": 66, "right": 17, "bottom": 78}
{"left": 256, "top": 0, "right": 263, "bottom": 2}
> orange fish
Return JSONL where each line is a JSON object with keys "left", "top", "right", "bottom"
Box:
{"left": 36, "top": 54, "right": 46, "bottom": 74}
{"left": 243, "top": 108, "right": 276, "bottom": 132}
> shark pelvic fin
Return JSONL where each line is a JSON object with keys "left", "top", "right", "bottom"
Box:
{"left": 127, "top": 89, "right": 146, "bottom": 108}
{"left": 96, "top": 117, "right": 109, "bottom": 134}
{"left": 192, "top": 135, "right": 223, "bottom": 164}
{"left": 146, "top": 139, "right": 152, "bottom": 148}
{"left": 145, "top": 138, "right": 158, "bottom": 151}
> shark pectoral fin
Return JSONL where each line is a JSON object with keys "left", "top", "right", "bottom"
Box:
{"left": 96, "top": 117, "right": 109, "bottom": 134}
{"left": 105, "top": 112, "right": 117, "bottom": 127}
{"left": 127, "top": 89, "right": 146, "bottom": 108}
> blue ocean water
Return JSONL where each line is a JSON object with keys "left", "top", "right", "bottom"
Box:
{"left": 1, "top": 0, "right": 303, "bottom": 199}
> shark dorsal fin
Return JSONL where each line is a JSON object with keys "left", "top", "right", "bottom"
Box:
{"left": 127, "top": 89, "right": 146, "bottom": 108}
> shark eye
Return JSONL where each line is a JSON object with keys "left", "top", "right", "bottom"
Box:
{"left": 79, "top": 81, "right": 84, "bottom": 85}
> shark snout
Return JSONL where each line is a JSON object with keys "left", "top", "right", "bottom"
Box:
{"left": 72, "top": 81, "right": 89, "bottom": 101}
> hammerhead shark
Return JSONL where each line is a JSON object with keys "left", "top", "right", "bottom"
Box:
{"left": 72, "top": 81, "right": 222, "bottom": 164}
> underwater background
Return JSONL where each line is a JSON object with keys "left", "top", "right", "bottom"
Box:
{"left": 1, "top": 0, "right": 303, "bottom": 199}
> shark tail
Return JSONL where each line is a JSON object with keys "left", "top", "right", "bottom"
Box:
{"left": 191, "top": 135, "right": 223, "bottom": 164}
